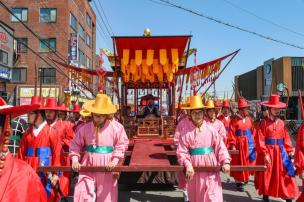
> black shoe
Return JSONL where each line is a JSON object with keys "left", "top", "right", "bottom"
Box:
{"left": 262, "top": 195, "right": 269, "bottom": 202}
{"left": 284, "top": 199, "right": 292, "bottom": 202}
{"left": 236, "top": 183, "right": 244, "bottom": 192}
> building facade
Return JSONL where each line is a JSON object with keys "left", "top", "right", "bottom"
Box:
{"left": 235, "top": 57, "right": 304, "bottom": 120}
{"left": 0, "top": 21, "right": 14, "bottom": 100}
{"left": 0, "top": 0, "right": 97, "bottom": 105}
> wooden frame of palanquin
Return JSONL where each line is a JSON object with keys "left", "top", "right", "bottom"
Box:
{"left": 42, "top": 36, "right": 267, "bottom": 174}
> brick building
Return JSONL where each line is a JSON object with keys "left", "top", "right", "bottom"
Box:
{"left": 235, "top": 57, "right": 304, "bottom": 120}
{"left": 0, "top": 0, "right": 96, "bottom": 105}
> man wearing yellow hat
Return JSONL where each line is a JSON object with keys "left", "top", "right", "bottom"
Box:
{"left": 70, "top": 94, "right": 129, "bottom": 202}
{"left": 205, "top": 100, "right": 227, "bottom": 144}
{"left": 176, "top": 95, "right": 231, "bottom": 202}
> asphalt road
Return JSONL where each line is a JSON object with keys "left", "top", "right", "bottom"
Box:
{"left": 118, "top": 174, "right": 302, "bottom": 202}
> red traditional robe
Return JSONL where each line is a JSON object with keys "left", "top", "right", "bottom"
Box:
{"left": 295, "top": 124, "right": 304, "bottom": 202}
{"left": 18, "top": 121, "right": 63, "bottom": 202}
{"left": 50, "top": 119, "right": 74, "bottom": 198}
{"left": 255, "top": 118, "right": 299, "bottom": 199}
{"left": 228, "top": 114, "right": 256, "bottom": 182}
{"left": 0, "top": 152, "right": 47, "bottom": 202}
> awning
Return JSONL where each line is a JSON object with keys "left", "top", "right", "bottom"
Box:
{"left": 112, "top": 35, "right": 191, "bottom": 83}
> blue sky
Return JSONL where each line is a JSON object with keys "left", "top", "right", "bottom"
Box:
{"left": 92, "top": 0, "right": 304, "bottom": 98}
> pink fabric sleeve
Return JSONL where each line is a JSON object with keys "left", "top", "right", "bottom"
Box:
{"left": 173, "top": 122, "right": 183, "bottom": 146}
{"left": 213, "top": 129, "right": 231, "bottom": 165}
{"left": 176, "top": 135, "right": 192, "bottom": 168}
{"left": 218, "top": 121, "right": 227, "bottom": 143}
{"left": 69, "top": 126, "right": 85, "bottom": 163}
{"left": 111, "top": 124, "right": 129, "bottom": 165}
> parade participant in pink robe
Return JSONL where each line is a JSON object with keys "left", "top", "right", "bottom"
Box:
{"left": 70, "top": 94, "right": 129, "bottom": 202}
{"left": 205, "top": 100, "right": 227, "bottom": 144}
{"left": 176, "top": 95, "right": 231, "bottom": 202}
{"left": 174, "top": 115, "right": 191, "bottom": 202}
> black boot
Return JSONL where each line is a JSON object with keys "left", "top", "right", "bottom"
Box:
{"left": 262, "top": 195, "right": 269, "bottom": 202}
{"left": 236, "top": 182, "right": 244, "bottom": 192}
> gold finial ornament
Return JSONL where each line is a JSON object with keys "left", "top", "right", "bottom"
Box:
{"left": 143, "top": 28, "right": 151, "bottom": 36}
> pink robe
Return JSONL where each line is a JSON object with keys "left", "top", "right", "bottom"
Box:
{"left": 176, "top": 121, "right": 231, "bottom": 202}
{"left": 205, "top": 119, "right": 227, "bottom": 144}
{"left": 174, "top": 117, "right": 192, "bottom": 190}
{"left": 70, "top": 120, "right": 129, "bottom": 202}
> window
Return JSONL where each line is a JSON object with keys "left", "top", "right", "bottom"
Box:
{"left": 70, "top": 13, "right": 77, "bottom": 31}
{"left": 39, "top": 68, "right": 56, "bottom": 84}
{"left": 11, "top": 68, "right": 27, "bottom": 82}
{"left": 292, "top": 66, "right": 304, "bottom": 91}
{"left": 86, "top": 13, "right": 91, "bottom": 27}
{"left": 40, "top": 8, "right": 56, "bottom": 22}
{"left": 11, "top": 8, "right": 28, "bottom": 22}
{"left": 86, "top": 56, "right": 91, "bottom": 69}
{"left": 14, "top": 38, "right": 28, "bottom": 53}
{"left": 86, "top": 33, "right": 91, "bottom": 47}
{"left": 78, "top": 49, "right": 85, "bottom": 65}
{"left": 39, "top": 38, "right": 56, "bottom": 52}
{"left": 79, "top": 24, "right": 85, "bottom": 40}
{"left": 0, "top": 50, "right": 8, "bottom": 65}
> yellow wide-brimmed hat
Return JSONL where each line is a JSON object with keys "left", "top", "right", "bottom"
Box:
{"left": 181, "top": 95, "right": 205, "bottom": 110}
{"left": 80, "top": 109, "right": 91, "bottom": 117}
{"left": 205, "top": 100, "right": 216, "bottom": 109}
{"left": 83, "top": 94, "right": 117, "bottom": 115}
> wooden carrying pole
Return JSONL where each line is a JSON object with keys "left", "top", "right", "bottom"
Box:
{"left": 38, "top": 165, "right": 266, "bottom": 173}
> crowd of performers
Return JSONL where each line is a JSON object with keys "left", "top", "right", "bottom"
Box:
{"left": 0, "top": 92, "right": 303, "bottom": 202}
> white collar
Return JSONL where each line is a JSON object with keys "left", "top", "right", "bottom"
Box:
{"left": 33, "top": 121, "right": 47, "bottom": 137}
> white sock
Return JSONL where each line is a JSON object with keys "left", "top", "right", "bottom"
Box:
{"left": 183, "top": 190, "right": 189, "bottom": 202}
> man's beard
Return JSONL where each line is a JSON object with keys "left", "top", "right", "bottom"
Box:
{"left": 191, "top": 118, "right": 203, "bottom": 127}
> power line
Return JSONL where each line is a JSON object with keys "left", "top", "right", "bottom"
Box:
{"left": 149, "top": 0, "right": 304, "bottom": 50}
{"left": 96, "top": 0, "right": 114, "bottom": 35}
{"left": 0, "top": 23, "right": 95, "bottom": 98}
{"left": 0, "top": 0, "right": 95, "bottom": 98}
{"left": 96, "top": 25, "right": 112, "bottom": 47}
{"left": 92, "top": 0, "right": 112, "bottom": 37}
{"left": 222, "top": 0, "right": 304, "bottom": 38}
{"left": 0, "top": 0, "right": 68, "bottom": 63}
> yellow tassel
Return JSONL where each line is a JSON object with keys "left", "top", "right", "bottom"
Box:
{"left": 171, "top": 49, "right": 179, "bottom": 65}
{"left": 135, "top": 50, "right": 142, "bottom": 66}
{"left": 163, "top": 63, "right": 169, "bottom": 73}
{"left": 153, "top": 59, "right": 159, "bottom": 74}
{"left": 130, "top": 59, "right": 136, "bottom": 74}
{"left": 157, "top": 65, "right": 163, "bottom": 81}
{"left": 121, "top": 59, "right": 126, "bottom": 74}
{"left": 167, "top": 72, "right": 173, "bottom": 82}
{"left": 122, "top": 49, "right": 130, "bottom": 66}
{"left": 159, "top": 49, "right": 167, "bottom": 65}
{"left": 146, "top": 49, "right": 154, "bottom": 66}
{"left": 142, "top": 59, "right": 148, "bottom": 75}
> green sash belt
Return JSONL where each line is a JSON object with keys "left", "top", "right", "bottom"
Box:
{"left": 189, "top": 147, "right": 214, "bottom": 155}
{"left": 86, "top": 145, "right": 113, "bottom": 154}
